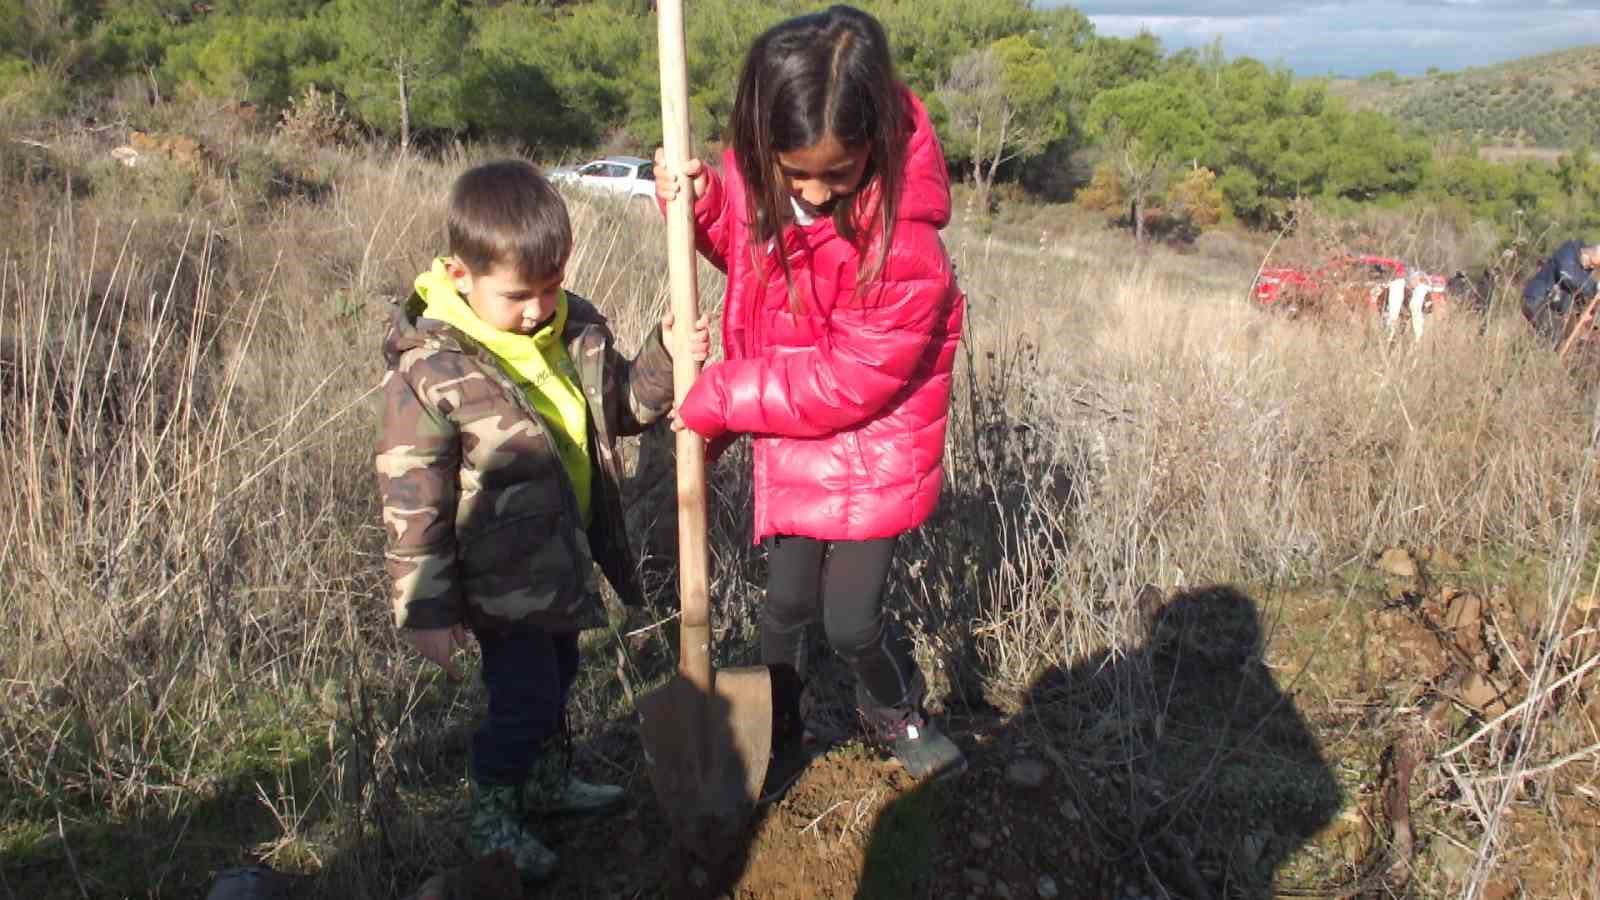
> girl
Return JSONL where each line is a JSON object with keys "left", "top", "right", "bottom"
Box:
{"left": 655, "top": 4, "right": 966, "bottom": 780}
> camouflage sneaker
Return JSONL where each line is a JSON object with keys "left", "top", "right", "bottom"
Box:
{"left": 471, "top": 783, "right": 558, "bottom": 881}
{"left": 882, "top": 715, "right": 966, "bottom": 782}
{"left": 522, "top": 753, "right": 625, "bottom": 816}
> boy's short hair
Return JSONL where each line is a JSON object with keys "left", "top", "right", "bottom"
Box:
{"left": 447, "top": 160, "right": 572, "bottom": 281}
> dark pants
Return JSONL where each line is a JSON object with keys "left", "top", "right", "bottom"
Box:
{"left": 470, "top": 622, "right": 579, "bottom": 787}
{"left": 761, "top": 535, "right": 924, "bottom": 727}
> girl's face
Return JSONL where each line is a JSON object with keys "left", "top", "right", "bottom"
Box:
{"left": 775, "top": 135, "right": 870, "bottom": 218}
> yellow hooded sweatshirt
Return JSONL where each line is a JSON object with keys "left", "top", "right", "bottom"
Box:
{"left": 414, "top": 259, "right": 592, "bottom": 524}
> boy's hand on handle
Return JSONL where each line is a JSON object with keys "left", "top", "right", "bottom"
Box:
{"left": 654, "top": 146, "right": 707, "bottom": 204}
{"left": 663, "top": 309, "right": 711, "bottom": 433}
{"left": 404, "top": 625, "right": 467, "bottom": 680}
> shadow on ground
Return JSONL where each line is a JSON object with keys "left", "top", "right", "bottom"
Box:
{"left": 857, "top": 585, "right": 1344, "bottom": 900}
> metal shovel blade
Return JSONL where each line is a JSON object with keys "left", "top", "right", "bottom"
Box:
{"left": 637, "top": 665, "right": 773, "bottom": 861}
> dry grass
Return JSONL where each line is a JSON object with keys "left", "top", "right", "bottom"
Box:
{"left": 3, "top": 113, "right": 1599, "bottom": 897}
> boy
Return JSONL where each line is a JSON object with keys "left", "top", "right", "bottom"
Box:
{"left": 375, "top": 160, "right": 705, "bottom": 880}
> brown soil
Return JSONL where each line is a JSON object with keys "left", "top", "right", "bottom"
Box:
{"left": 408, "top": 556, "right": 1600, "bottom": 899}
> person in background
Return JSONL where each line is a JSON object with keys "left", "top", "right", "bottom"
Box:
{"left": 1522, "top": 240, "right": 1600, "bottom": 346}
{"left": 1384, "top": 265, "right": 1438, "bottom": 342}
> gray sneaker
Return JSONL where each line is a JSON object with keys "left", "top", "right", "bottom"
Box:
{"left": 471, "top": 783, "right": 558, "bottom": 881}
{"left": 522, "top": 753, "right": 625, "bottom": 816}
{"left": 882, "top": 715, "right": 966, "bottom": 781}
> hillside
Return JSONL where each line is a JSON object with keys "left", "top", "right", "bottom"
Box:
{"left": 1328, "top": 44, "right": 1600, "bottom": 149}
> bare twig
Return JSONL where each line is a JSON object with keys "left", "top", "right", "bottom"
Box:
{"left": 1436, "top": 634, "right": 1600, "bottom": 761}
{"left": 1469, "top": 739, "right": 1600, "bottom": 784}
{"left": 800, "top": 799, "right": 851, "bottom": 836}
{"left": 55, "top": 809, "right": 89, "bottom": 900}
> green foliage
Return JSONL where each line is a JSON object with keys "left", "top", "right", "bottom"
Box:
{"left": 0, "top": 58, "right": 71, "bottom": 124}
{"left": 1088, "top": 79, "right": 1210, "bottom": 237}
{"left": 88, "top": 7, "right": 176, "bottom": 75}
{"left": 0, "top": 0, "right": 95, "bottom": 64}
{"left": 1346, "top": 45, "right": 1600, "bottom": 149}
{"left": 161, "top": 15, "right": 332, "bottom": 108}
{"left": 464, "top": 3, "right": 652, "bottom": 148}
{"left": 939, "top": 37, "right": 1063, "bottom": 176}
{"left": 866, "top": 0, "right": 1035, "bottom": 96}
{"left": 1420, "top": 146, "right": 1600, "bottom": 250}
{"left": 325, "top": 0, "right": 471, "bottom": 142}
{"left": 679, "top": 0, "right": 795, "bottom": 144}
{"left": 1196, "top": 60, "right": 1428, "bottom": 226}
{"left": 1087, "top": 79, "right": 1211, "bottom": 180}
{"left": 0, "top": 0, "right": 1588, "bottom": 251}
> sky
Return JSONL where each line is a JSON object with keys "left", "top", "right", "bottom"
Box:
{"left": 1055, "top": 1, "right": 1600, "bottom": 77}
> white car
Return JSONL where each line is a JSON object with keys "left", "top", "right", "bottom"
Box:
{"left": 549, "top": 156, "right": 655, "bottom": 200}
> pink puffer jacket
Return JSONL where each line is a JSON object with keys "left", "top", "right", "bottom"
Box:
{"left": 677, "top": 88, "right": 966, "bottom": 543}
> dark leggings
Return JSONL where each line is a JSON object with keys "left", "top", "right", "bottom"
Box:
{"left": 761, "top": 535, "right": 922, "bottom": 714}
{"left": 470, "top": 623, "right": 580, "bottom": 787}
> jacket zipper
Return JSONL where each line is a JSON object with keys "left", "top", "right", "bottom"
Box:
{"left": 451, "top": 330, "right": 589, "bottom": 579}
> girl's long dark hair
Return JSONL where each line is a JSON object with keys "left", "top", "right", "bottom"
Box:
{"left": 731, "top": 5, "right": 906, "bottom": 291}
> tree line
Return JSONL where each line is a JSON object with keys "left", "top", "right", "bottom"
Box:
{"left": 3, "top": 0, "right": 1598, "bottom": 250}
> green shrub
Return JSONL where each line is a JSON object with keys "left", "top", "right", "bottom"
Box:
{"left": 87, "top": 155, "right": 199, "bottom": 217}
{"left": 0, "top": 59, "right": 71, "bottom": 126}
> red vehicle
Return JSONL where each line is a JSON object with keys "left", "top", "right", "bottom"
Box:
{"left": 1253, "top": 254, "right": 1450, "bottom": 318}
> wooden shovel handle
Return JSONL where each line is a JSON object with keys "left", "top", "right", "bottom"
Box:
{"left": 1558, "top": 290, "right": 1600, "bottom": 358}
{"left": 657, "top": 0, "right": 712, "bottom": 692}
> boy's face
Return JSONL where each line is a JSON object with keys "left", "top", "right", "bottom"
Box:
{"left": 446, "top": 256, "right": 566, "bottom": 335}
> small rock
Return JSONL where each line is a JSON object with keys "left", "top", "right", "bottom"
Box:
{"left": 970, "top": 831, "right": 993, "bottom": 850}
{"left": 206, "top": 868, "right": 293, "bottom": 900}
{"left": 1006, "top": 758, "right": 1049, "bottom": 789}
{"left": 1432, "top": 546, "right": 1461, "bottom": 569}
{"left": 964, "top": 868, "right": 989, "bottom": 888}
{"left": 1442, "top": 592, "right": 1483, "bottom": 633}
{"left": 1378, "top": 547, "right": 1417, "bottom": 579}
{"left": 407, "top": 851, "right": 522, "bottom": 900}
{"left": 995, "top": 883, "right": 1013, "bottom": 899}
{"left": 1038, "top": 875, "right": 1060, "bottom": 899}
{"left": 1059, "top": 799, "right": 1082, "bottom": 821}
{"left": 1459, "top": 671, "right": 1502, "bottom": 711}
{"left": 1483, "top": 880, "right": 1517, "bottom": 900}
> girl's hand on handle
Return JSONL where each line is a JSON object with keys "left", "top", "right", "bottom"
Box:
{"left": 654, "top": 146, "right": 707, "bottom": 204}
{"left": 662, "top": 310, "right": 711, "bottom": 363}
{"left": 403, "top": 625, "right": 467, "bottom": 680}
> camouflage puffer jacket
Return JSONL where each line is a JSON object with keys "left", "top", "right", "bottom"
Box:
{"left": 376, "top": 291, "right": 675, "bottom": 633}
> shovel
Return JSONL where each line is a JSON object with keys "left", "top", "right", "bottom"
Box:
{"left": 636, "top": 0, "right": 774, "bottom": 863}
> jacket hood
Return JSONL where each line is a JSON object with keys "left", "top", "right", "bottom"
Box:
{"left": 382, "top": 266, "right": 608, "bottom": 366}
{"left": 893, "top": 88, "right": 952, "bottom": 229}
